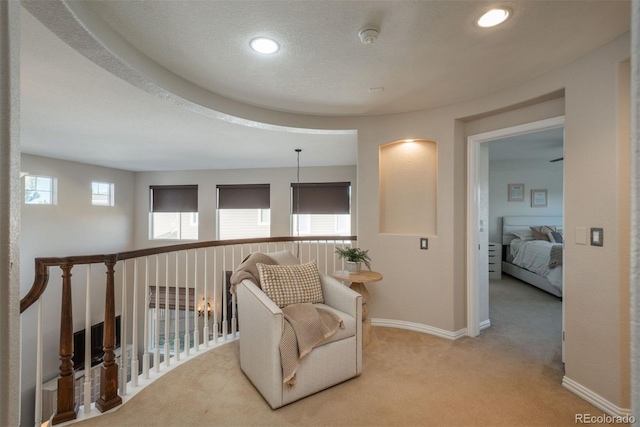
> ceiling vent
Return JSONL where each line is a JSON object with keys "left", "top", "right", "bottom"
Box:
{"left": 359, "top": 28, "right": 379, "bottom": 44}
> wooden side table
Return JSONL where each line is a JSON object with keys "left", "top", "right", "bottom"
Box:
{"left": 331, "top": 270, "right": 383, "bottom": 347}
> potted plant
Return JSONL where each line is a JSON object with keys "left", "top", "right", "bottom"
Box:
{"left": 335, "top": 247, "right": 371, "bottom": 273}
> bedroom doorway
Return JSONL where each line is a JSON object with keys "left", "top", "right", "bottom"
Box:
{"left": 466, "top": 116, "right": 565, "bottom": 342}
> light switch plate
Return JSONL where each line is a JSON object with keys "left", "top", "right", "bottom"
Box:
{"left": 590, "top": 228, "right": 603, "bottom": 246}
{"left": 420, "top": 238, "right": 428, "bottom": 250}
{"left": 575, "top": 227, "right": 587, "bottom": 245}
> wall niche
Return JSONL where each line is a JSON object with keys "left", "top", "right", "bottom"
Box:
{"left": 379, "top": 139, "right": 437, "bottom": 235}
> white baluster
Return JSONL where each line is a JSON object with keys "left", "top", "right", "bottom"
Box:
{"left": 324, "top": 240, "right": 329, "bottom": 275}
{"left": 231, "top": 246, "right": 237, "bottom": 338}
{"left": 174, "top": 252, "right": 180, "bottom": 361}
{"left": 154, "top": 255, "right": 160, "bottom": 373}
{"left": 34, "top": 298, "right": 43, "bottom": 427}
{"left": 184, "top": 251, "right": 190, "bottom": 357}
{"left": 222, "top": 247, "right": 227, "bottom": 341}
{"left": 143, "top": 257, "right": 150, "bottom": 379}
{"left": 131, "top": 259, "right": 139, "bottom": 387}
{"left": 332, "top": 241, "right": 337, "bottom": 271}
{"left": 204, "top": 248, "right": 209, "bottom": 347}
{"left": 120, "top": 261, "right": 127, "bottom": 396}
{"left": 84, "top": 265, "right": 92, "bottom": 413}
{"left": 164, "top": 254, "right": 170, "bottom": 367}
{"left": 194, "top": 249, "right": 199, "bottom": 352}
{"left": 212, "top": 247, "right": 219, "bottom": 344}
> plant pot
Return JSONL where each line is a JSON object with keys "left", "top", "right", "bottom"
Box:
{"left": 346, "top": 261, "right": 362, "bottom": 273}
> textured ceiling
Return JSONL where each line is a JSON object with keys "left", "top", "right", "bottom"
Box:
{"left": 84, "top": 0, "right": 631, "bottom": 115}
{"left": 19, "top": 0, "right": 630, "bottom": 171}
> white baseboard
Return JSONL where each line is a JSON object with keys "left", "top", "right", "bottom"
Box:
{"left": 562, "top": 376, "right": 632, "bottom": 417}
{"left": 370, "top": 318, "right": 491, "bottom": 340}
{"left": 371, "top": 318, "right": 467, "bottom": 340}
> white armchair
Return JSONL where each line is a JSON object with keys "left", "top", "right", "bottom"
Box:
{"left": 237, "top": 273, "right": 362, "bottom": 409}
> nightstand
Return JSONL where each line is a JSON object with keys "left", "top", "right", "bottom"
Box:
{"left": 488, "top": 242, "right": 502, "bottom": 280}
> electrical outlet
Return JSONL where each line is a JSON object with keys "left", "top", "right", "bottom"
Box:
{"left": 420, "top": 238, "right": 428, "bottom": 250}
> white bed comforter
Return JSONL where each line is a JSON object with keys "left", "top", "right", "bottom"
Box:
{"left": 510, "top": 239, "right": 563, "bottom": 289}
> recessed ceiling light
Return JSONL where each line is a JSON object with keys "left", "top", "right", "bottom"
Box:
{"left": 477, "top": 8, "right": 510, "bottom": 28}
{"left": 250, "top": 37, "right": 279, "bottom": 54}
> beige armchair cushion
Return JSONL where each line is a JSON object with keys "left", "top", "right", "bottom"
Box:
{"left": 266, "top": 250, "right": 301, "bottom": 265}
{"left": 258, "top": 260, "right": 324, "bottom": 308}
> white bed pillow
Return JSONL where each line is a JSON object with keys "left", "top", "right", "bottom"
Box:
{"left": 511, "top": 229, "right": 534, "bottom": 241}
{"left": 530, "top": 225, "right": 557, "bottom": 241}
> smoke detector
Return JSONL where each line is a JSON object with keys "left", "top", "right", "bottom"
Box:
{"left": 359, "top": 28, "right": 379, "bottom": 44}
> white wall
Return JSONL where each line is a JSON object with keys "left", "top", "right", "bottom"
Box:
{"left": 19, "top": 154, "right": 135, "bottom": 425}
{"left": 488, "top": 159, "right": 564, "bottom": 243}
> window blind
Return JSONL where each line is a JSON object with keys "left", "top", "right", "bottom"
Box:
{"left": 148, "top": 286, "right": 196, "bottom": 310}
{"left": 291, "top": 182, "right": 351, "bottom": 214}
{"left": 217, "top": 184, "right": 270, "bottom": 209}
{"left": 150, "top": 185, "right": 198, "bottom": 213}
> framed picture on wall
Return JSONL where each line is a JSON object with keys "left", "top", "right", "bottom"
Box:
{"left": 531, "top": 189, "right": 548, "bottom": 207}
{"left": 508, "top": 183, "right": 525, "bottom": 202}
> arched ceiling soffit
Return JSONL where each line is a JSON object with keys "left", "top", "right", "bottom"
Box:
{"left": 21, "top": 0, "right": 354, "bottom": 136}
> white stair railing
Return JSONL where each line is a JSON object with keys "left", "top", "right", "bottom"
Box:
{"left": 19, "top": 236, "right": 355, "bottom": 426}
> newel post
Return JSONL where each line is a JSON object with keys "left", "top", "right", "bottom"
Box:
{"left": 52, "top": 263, "right": 78, "bottom": 424}
{"left": 95, "top": 259, "right": 122, "bottom": 412}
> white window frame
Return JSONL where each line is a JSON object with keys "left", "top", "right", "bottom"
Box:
{"left": 190, "top": 212, "right": 199, "bottom": 227}
{"left": 91, "top": 181, "right": 115, "bottom": 207}
{"left": 335, "top": 214, "right": 350, "bottom": 234}
{"left": 292, "top": 214, "right": 312, "bottom": 236}
{"left": 258, "top": 208, "right": 271, "bottom": 226}
{"left": 149, "top": 185, "right": 199, "bottom": 241}
{"left": 24, "top": 174, "right": 56, "bottom": 205}
{"left": 150, "top": 212, "right": 198, "bottom": 240}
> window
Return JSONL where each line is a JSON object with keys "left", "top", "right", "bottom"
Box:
{"left": 148, "top": 308, "right": 196, "bottom": 355}
{"left": 258, "top": 209, "right": 271, "bottom": 225}
{"left": 92, "top": 181, "right": 114, "bottom": 206}
{"left": 24, "top": 175, "right": 56, "bottom": 205}
{"left": 217, "top": 184, "right": 270, "bottom": 240}
{"left": 190, "top": 212, "right": 199, "bottom": 227}
{"left": 150, "top": 185, "right": 198, "bottom": 240}
{"left": 291, "top": 182, "right": 351, "bottom": 236}
{"left": 148, "top": 286, "right": 195, "bottom": 355}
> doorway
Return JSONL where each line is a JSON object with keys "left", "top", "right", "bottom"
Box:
{"left": 466, "top": 116, "right": 565, "bottom": 338}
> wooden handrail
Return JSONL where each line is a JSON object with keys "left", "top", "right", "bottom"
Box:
{"left": 20, "top": 236, "right": 357, "bottom": 314}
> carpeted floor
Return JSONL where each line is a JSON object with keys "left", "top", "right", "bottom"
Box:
{"left": 74, "top": 276, "right": 612, "bottom": 426}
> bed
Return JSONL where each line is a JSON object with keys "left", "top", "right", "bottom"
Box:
{"left": 501, "top": 216, "right": 563, "bottom": 297}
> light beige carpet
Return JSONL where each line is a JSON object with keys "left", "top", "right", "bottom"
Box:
{"left": 74, "top": 277, "right": 613, "bottom": 426}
